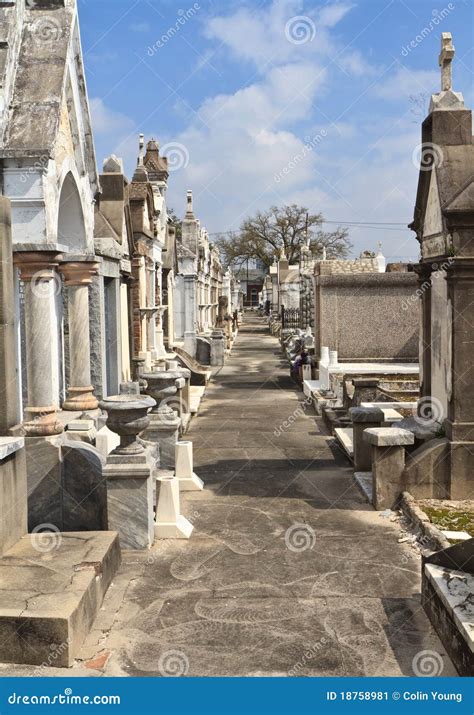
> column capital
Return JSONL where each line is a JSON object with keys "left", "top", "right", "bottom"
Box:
{"left": 13, "top": 250, "right": 63, "bottom": 281}
{"left": 59, "top": 261, "right": 99, "bottom": 286}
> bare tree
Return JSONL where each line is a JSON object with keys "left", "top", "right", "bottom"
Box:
{"left": 215, "top": 205, "right": 351, "bottom": 268}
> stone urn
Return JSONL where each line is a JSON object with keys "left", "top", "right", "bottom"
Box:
{"left": 142, "top": 370, "right": 184, "bottom": 423}
{"left": 99, "top": 394, "right": 156, "bottom": 456}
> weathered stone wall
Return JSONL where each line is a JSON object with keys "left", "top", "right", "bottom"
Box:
{"left": 315, "top": 257, "right": 380, "bottom": 275}
{"left": 314, "top": 272, "right": 419, "bottom": 360}
{"left": 299, "top": 273, "right": 314, "bottom": 329}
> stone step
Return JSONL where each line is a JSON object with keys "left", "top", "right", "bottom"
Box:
{"left": 0, "top": 531, "right": 120, "bottom": 667}
{"left": 423, "top": 562, "right": 474, "bottom": 676}
{"left": 361, "top": 400, "right": 417, "bottom": 412}
{"left": 334, "top": 426, "right": 354, "bottom": 458}
{"left": 354, "top": 471, "right": 373, "bottom": 503}
{"left": 302, "top": 379, "right": 321, "bottom": 398}
{"left": 189, "top": 386, "right": 206, "bottom": 414}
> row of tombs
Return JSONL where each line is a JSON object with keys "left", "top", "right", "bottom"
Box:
{"left": 272, "top": 33, "right": 474, "bottom": 677}
{"left": 0, "top": 1, "right": 246, "bottom": 669}
{"left": 0, "top": 206, "right": 239, "bottom": 666}
{"left": 0, "top": 165, "right": 241, "bottom": 668}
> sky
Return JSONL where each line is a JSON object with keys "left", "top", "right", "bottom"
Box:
{"left": 79, "top": 0, "right": 474, "bottom": 261}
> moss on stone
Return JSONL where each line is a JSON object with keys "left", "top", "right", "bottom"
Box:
{"left": 422, "top": 505, "right": 474, "bottom": 536}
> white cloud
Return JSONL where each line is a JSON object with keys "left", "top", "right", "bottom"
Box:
{"left": 89, "top": 98, "right": 137, "bottom": 168}
{"left": 204, "top": 0, "right": 355, "bottom": 71}
{"left": 373, "top": 66, "right": 439, "bottom": 100}
{"left": 89, "top": 2, "right": 423, "bottom": 260}
{"left": 89, "top": 97, "right": 135, "bottom": 135}
{"left": 318, "top": 2, "right": 354, "bottom": 27}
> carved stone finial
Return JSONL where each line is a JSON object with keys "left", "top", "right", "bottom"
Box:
{"left": 103, "top": 154, "right": 123, "bottom": 173}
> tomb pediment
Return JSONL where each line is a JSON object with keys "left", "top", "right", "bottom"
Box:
{"left": 1, "top": 1, "right": 98, "bottom": 194}
{"left": 423, "top": 169, "right": 443, "bottom": 239}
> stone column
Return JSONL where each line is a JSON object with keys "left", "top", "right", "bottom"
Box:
{"left": 363, "top": 427, "right": 414, "bottom": 510}
{"left": 445, "top": 260, "right": 474, "bottom": 499}
{"left": 0, "top": 198, "right": 20, "bottom": 431}
{"left": 155, "top": 306, "right": 171, "bottom": 361}
{"left": 349, "top": 406, "right": 384, "bottom": 472}
{"left": 183, "top": 274, "right": 197, "bottom": 357}
{"left": 413, "top": 263, "right": 432, "bottom": 404}
{"left": 14, "top": 251, "right": 63, "bottom": 435}
{"left": 147, "top": 264, "right": 158, "bottom": 360}
{"left": 210, "top": 329, "right": 225, "bottom": 366}
{"left": 60, "top": 262, "right": 99, "bottom": 411}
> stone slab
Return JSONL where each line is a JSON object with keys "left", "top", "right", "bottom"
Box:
{"left": 350, "top": 407, "right": 384, "bottom": 423}
{"left": 364, "top": 427, "right": 415, "bottom": 447}
{"left": 0, "top": 437, "right": 24, "bottom": 461}
{"left": 328, "top": 362, "right": 419, "bottom": 375}
{"left": 380, "top": 409, "right": 404, "bottom": 423}
{"left": 424, "top": 564, "right": 474, "bottom": 663}
{"left": 66, "top": 420, "right": 95, "bottom": 432}
{"left": 361, "top": 401, "right": 417, "bottom": 412}
{"left": 303, "top": 379, "right": 321, "bottom": 397}
{"left": 441, "top": 531, "right": 472, "bottom": 542}
{"left": 0, "top": 531, "right": 120, "bottom": 667}
{"left": 189, "top": 386, "right": 206, "bottom": 414}
{"left": 334, "top": 427, "right": 354, "bottom": 458}
{"left": 61, "top": 441, "right": 107, "bottom": 531}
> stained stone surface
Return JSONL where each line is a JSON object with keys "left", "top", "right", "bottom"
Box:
{"left": 0, "top": 532, "right": 120, "bottom": 667}
{"left": 1, "top": 316, "right": 456, "bottom": 675}
{"left": 61, "top": 440, "right": 107, "bottom": 531}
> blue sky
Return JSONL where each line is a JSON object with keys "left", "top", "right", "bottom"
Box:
{"left": 79, "top": 0, "right": 474, "bottom": 260}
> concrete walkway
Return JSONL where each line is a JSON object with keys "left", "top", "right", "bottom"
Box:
{"left": 83, "top": 314, "right": 454, "bottom": 678}
{"left": 3, "top": 314, "right": 451, "bottom": 677}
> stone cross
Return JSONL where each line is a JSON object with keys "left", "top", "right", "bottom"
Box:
{"left": 439, "top": 32, "right": 454, "bottom": 92}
